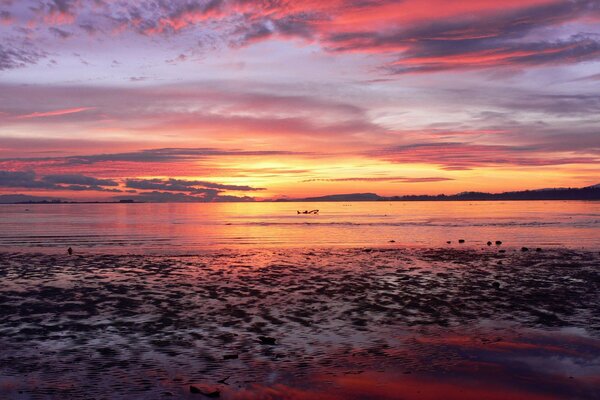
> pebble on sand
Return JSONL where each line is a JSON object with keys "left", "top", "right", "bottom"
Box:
{"left": 458, "top": 239, "right": 465, "bottom": 243}
{"left": 487, "top": 241, "right": 492, "bottom": 246}
{"left": 521, "top": 247, "right": 529, "bottom": 252}
{"left": 446, "top": 241, "right": 451, "bottom": 244}
{"left": 492, "top": 282, "right": 501, "bottom": 289}
{"left": 495, "top": 241, "right": 503, "bottom": 245}
{"left": 389, "top": 240, "right": 396, "bottom": 243}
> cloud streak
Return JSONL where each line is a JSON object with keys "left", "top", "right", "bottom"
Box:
{"left": 0, "top": 170, "right": 121, "bottom": 192}
{"left": 125, "top": 178, "right": 265, "bottom": 192}
{"left": 14, "top": 107, "right": 94, "bottom": 120}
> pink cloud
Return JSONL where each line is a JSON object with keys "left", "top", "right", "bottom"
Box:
{"left": 14, "top": 107, "right": 94, "bottom": 120}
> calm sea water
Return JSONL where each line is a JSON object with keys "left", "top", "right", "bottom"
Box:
{"left": 0, "top": 201, "right": 598, "bottom": 253}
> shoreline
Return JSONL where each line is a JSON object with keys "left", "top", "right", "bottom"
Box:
{"left": 2, "top": 243, "right": 599, "bottom": 257}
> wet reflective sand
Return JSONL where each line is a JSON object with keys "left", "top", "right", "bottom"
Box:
{"left": 0, "top": 248, "right": 598, "bottom": 399}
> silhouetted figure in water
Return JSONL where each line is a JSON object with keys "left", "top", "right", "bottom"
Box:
{"left": 67, "top": 247, "right": 73, "bottom": 255}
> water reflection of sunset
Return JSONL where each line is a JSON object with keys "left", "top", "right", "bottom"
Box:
{"left": 1, "top": 201, "right": 598, "bottom": 253}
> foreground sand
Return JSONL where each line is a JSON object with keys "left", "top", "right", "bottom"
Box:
{"left": 0, "top": 247, "right": 599, "bottom": 399}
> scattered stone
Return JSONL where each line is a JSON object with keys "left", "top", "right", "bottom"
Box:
{"left": 446, "top": 241, "right": 451, "bottom": 244}
{"left": 458, "top": 239, "right": 465, "bottom": 243}
{"left": 492, "top": 282, "right": 501, "bottom": 289}
{"left": 223, "top": 354, "right": 238, "bottom": 360}
{"left": 389, "top": 240, "right": 396, "bottom": 243}
{"left": 521, "top": 247, "right": 529, "bottom": 252}
{"left": 499, "top": 249, "right": 506, "bottom": 253}
{"left": 258, "top": 336, "right": 277, "bottom": 345}
{"left": 163, "top": 391, "right": 174, "bottom": 397}
{"left": 217, "top": 376, "right": 230, "bottom": 385}
{"left": 495, "top": 241, "right": 502, "bottom": 245}
{"left": 487, "top": 241, "right": 492, "bottom": 246}
{"left": 536, "top": 248, "right": 542, "bottom": 252}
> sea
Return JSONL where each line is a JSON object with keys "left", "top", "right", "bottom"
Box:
{"left": 0, "top": 200, "right": 598, "bottom": 254}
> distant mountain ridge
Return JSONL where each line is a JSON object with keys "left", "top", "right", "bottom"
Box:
{"left": 286, "top": 184, "right": 600, "bottom": 202}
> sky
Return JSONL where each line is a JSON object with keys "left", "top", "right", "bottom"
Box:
{"left": 0, "top": 0, "right": 599, "bottom": 202}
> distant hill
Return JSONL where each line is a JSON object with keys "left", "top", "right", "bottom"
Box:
{"left": 1, "top": 184, "right": 599, "bottom": 204}
{"left": 300, "top": 193, "right": 382, "bottom": 202}
{"left": 0, "top": 194, "right": 63, "bottom": 204}
{"left": 286, "top": 184, "right": 600, "bottom": 202}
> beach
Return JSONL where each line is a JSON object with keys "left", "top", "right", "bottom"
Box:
{"left": 1, "top": 247, "right": 598, "bottom": 399}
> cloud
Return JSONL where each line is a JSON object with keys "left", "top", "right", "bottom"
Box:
{"left": 114, "top": 190, "right": 255, "bottom": 203}
{"left": 41, "top": 174, "right": 118, "bottom": 187}
{"left": 370, "top": 142, "right": 600, "bottom": 170}
{"left": 0, "top": 170, "right": 122, "bottom": 192}
{"left": 0, "top": 10, "right": 11, "bottom": 24}
{"left": 0, "top": 170, "right": 44, "bottom": 188}
{"left": 62, "top": 148, "right": 300, "bottom": 165}
{"left": 324, "top": 1, "right": 600, "bottom": 72}
{"left": 6, "top": 0, "right": 599, "bottom": 74}
{"left": 13, "top": 107, "right": 94, "bottom": 120}
{"left": 48, "top": 26, "right": 73, "bottom": 38}
{"left": 302, "top": 176, "right": 453, "bottom": 183}
{"left": 42, "top": 0, "right": 78, "bottom": 24}
{"left": 0, "top": 43, "right": 46, "bottom": 70}
{"left": 125, "top": 178, "right": 265, "bottom": 192}
{"left": 571, "top": 72, "right": 600, "bottom": 81}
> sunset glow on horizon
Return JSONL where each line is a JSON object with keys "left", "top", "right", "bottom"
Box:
{"left": 1, "top": 0, "right": 599, "bottom": 201}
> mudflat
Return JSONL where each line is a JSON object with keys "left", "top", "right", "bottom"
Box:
{"left": 0, "top": 247, "right": 598, "bottom": 399}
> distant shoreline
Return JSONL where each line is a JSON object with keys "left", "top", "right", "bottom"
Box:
{"left": 1, "top": 185, "right": 598, "bottom": 204}
{"left": 1, "top": 198, "right": 599, "bottom": 205}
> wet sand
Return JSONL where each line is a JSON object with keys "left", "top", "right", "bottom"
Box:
{"left": 0, "top": 247, "right": 599, "bottom": 399}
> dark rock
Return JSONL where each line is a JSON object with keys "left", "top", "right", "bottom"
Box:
{"left": 487, "top": 241, "right": 492, "bottom": 246}
{"left": 190, "top": 385, "right": 220, "bottom": 397}
{"left": 492, "top": 282, "right": 501, "bottom": 289}
{"left": 389, "top": 240, "right": 396, "bottom": 243}
{"left": 499, "top": 249, "right": 506, "bottom": 253}
{"left": 536, "top": 248, "right": 542, "bottom": 252}
{"left": 223, "top": 354, "right": 238, "bottom": 360}
{"left": 521, "top": 247, "right": 529, "bottom": 252}
{"left": 163, "top": 391, "right": 174, "bottom": 397}
{"left": 458, "top": 239, "right": 465, "bottom": 243}
{"left": 258, "top": 336, "right": 277, "bottom": 345}
{"left": 495, "top": 241, "right": 502, "bottom": 245}
{"left": 446, "top": 241, "right": 451, "bottom": 244}
{"left": 67, "top": 247, "right": 73, "bottom": 255}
